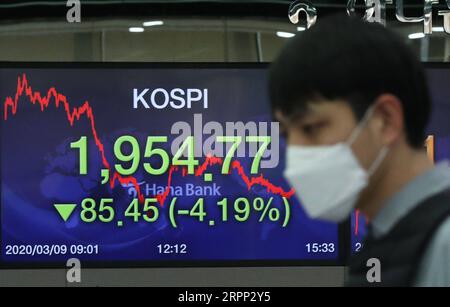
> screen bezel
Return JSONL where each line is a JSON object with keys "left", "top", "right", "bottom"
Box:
{"left": 0, "top": 61, "right": 352, "bottom": 269}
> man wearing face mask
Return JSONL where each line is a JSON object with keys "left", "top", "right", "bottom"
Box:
{"left": 269, "top": 14, "right": 450, "bottom": 287}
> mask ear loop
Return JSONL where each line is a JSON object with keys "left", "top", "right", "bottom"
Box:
{"left": 346, "top": 104, "right": 389, "bottom": 176}
{"left": 347, "top": 104, "right": 377, "bottom": 146}
{"left": 368, "top": 146, "right": 389, "bottom": 176}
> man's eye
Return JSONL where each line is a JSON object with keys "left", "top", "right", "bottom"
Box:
{"left": 302, "top": 122, "right": 324, "bottom": 135}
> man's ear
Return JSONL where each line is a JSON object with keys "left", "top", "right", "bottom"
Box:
{"left": 372, "top": 94, "right": 404, "bottom": 146}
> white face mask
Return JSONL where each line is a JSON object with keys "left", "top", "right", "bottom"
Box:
{"left": 283, "top": 106, "right": 389, "bottom": 223}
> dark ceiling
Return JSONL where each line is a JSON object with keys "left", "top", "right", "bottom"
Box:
{"left": 0, "top": 0, "right": 441, "bottom": 20}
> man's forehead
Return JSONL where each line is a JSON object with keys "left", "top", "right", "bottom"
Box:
{"left": 278, "top": 100, "right": 350, "bottom": 123}
{"left": 306, "top": 100, "right": 349, "bottom": 112}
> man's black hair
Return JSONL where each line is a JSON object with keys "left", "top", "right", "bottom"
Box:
{"left": 269, "top": 14, "right": 430, "bottom": 148}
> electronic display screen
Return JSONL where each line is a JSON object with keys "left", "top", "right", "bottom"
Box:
{"left": 0, "top": 64, "right": 342, "bottom": 267}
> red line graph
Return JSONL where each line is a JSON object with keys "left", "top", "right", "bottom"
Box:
{"left": 354, "top": 209, "right": 369, "bottom": 236}
{"left": 2, "top": 73, "right": 295, "bottom": 206}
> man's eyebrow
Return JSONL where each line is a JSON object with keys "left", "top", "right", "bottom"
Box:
{"left": 286, "top": 108, "right": 317, "bottom": 123}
